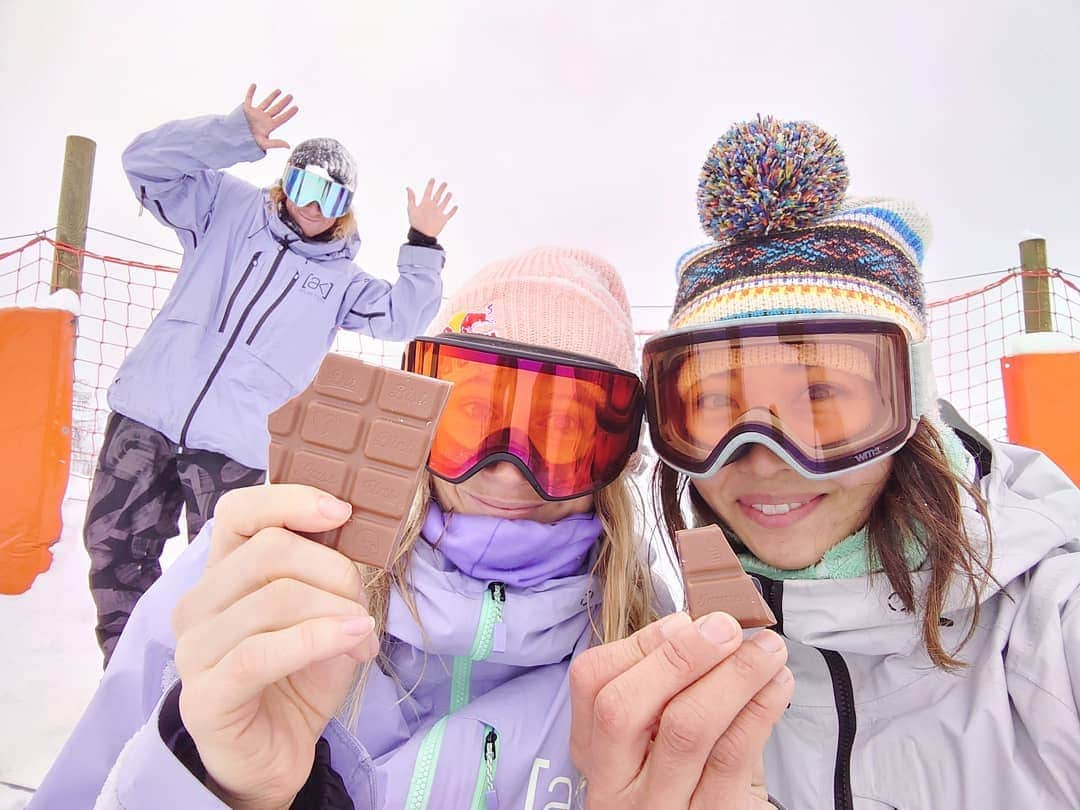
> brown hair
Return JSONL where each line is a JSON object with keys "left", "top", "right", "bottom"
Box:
{"left": 653, "top": 418, "right": 994, "bottom": 670}
{"left": 341, "top": 469, "right": 658, "bottom": 725}
{"left": 268, "top": 183, "right": 357, "bottom": 241}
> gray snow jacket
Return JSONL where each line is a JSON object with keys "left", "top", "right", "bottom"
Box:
{"left": 756, "top": 436, "right": 1080, "bottom": 808}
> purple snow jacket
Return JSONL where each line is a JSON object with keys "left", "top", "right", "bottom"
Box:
{"left": 108, "top": 106, "right": 444, "bottom": 470}
{"left": 30, "top": 503, "right": 635, "bottom": 809}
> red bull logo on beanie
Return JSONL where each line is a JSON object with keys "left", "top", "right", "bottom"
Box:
{"left": 444, "top": 303, "right": 497, "bottom": 336}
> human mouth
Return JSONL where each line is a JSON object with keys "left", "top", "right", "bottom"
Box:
{"left": 468, "top": 493, "right": 542, "bottom": 516}
{"left": 751, "top": 500, "right": 809, "bottom": 515}
{"left": 737, "top": 494, "right": 824, "bottom": 527}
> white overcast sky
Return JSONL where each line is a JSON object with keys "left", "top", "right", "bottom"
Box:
{"left": 2, "top": 0, "right": 1078, "bottom": 320}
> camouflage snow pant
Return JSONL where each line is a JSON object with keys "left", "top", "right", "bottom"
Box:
{"left": 84, "top": 413, "right": 264, "bottom": 666}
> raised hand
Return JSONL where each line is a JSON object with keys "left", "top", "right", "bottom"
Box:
{"left": 172, "top": 484, "right": 378, "bottom": 809}
{"left": 569, "top": 611, "right": 793, "bottom": 809}
{"left": 242, "top": 84, "right": 299, "bottom": 152}
{"left": 407, "top": 179, "right": 459, "bottom": 238}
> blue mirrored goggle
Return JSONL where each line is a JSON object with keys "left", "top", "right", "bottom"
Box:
{"left": 282, "top": 165, "right": 353, "bottom": 219}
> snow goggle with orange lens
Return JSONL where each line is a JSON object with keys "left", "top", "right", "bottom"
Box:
{"left": 642, "top": 315, "right": 922, "bottom": 479}
{"left": 282, "top": 165, "right": 353, "bottom": 218}
{"left": 405, "top": 334, "right": 645, "bottom": 501}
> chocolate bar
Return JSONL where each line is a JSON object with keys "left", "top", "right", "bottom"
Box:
{"left": 268, "top": 353, "right": 451, "bottom": 568}
{"left": 674, "top": 525, "right": 777, "bottom": 628}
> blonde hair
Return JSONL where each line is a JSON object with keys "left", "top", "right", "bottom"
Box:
{"left": 268, "top": 183, "right": 357, "bottom": 241}
{"left": 340, "top": 469, "right": 657, "bottom": 726}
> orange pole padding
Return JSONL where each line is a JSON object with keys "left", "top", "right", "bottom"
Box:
{"left": 1001, "top": 351, "right": 1080, "bottom": 486}
{"left": 0, "top": 307, "right": 75, "bottom": 594}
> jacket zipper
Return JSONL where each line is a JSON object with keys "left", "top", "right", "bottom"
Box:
{"left": 470, "top": 727, "right": 499, "bottom": 810}
{"left": 140, "top": 185, "right": 199, "bottom": 249}
{"left": 753, "top": 575, "right": 855, "bottom": 810}
{"left": 179, "top": 243, "right": 290, "bottom": 447}
{"left": 246, "top": 272, "right": 299, "bottom": 345}
{"left": 408, "top": 583, "right": 506, "bottom": 810}
{"left": 219, "top": 251, "right": 262, "bottom": 332}
{"left": 404, "top": 716, "right": 447, "bottom": 810}
{"left": 819, "top": 649, "right": 856, "bottom": 810}
{"left": 754, "top": 574, "right": 785, "bottom": 636}
{"left": 451, "top": 582, "right": 506, "bottom": 711}
{"left": 473, "top": 582, "right": 506, "bottom": 660}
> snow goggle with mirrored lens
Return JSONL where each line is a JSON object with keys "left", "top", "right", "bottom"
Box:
{"left": 405, "top": 334, "right": 645, "bottom": 501}
{"left": 282, "top": 165, "right": 353, "bottom": 218}
{"left": 642, "top": 315, "right": 923, "bottom": 479}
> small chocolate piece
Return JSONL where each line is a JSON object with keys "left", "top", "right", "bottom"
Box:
{"left": 268, "top": 353, "right": 451, "bottom": 568}
{"left": 674, "top": 525, "right": 777, "bottom": 628}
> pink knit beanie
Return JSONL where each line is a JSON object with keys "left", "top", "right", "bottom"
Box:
{"left": 432, "top": 247, "right": 638, "bottom": 373}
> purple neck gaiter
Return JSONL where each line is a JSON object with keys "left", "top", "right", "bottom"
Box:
{"left": 421, "top": 501, "right": 602, "bottom": 588}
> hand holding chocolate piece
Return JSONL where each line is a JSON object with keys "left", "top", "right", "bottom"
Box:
{"left": 268, "top": 354, "right": 451, "bottom": 568}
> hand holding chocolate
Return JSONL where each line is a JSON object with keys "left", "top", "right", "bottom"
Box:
{"left": 268, "top": 354, "right": 451, "bottom": 568}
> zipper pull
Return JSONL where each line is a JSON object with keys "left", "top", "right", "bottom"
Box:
{"left": 488, "top": 582, "right": 507, "bottom": 653}
{"left": 484, "top": 727, "right": 500, "bottom": 810}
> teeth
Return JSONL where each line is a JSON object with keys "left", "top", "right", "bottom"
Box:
{"left": 751, "top": 501, "right": 807, "bottom": 515}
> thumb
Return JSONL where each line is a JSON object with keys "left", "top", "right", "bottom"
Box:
{"left": 208, "top": 484, "right": 354, "bottom": 565}
{"left": 305, "top": 651, "right": 370, "bottom": 705}
{"left": 582, "top": 612, "right": 692, "bottom": 689}
{"left": 751, "top": 757, "right": 768, "bottom": 798}
{"left": 406, "top": 188, "right": 417, "bottom": 208}
{"left": 265, "top": 139, "right": 291, "bottom": 150}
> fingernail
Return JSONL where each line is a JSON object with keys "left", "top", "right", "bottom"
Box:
{"left": 319, "top": 495, "right": 352, "bottom": 520}
{"left": 341, "top": 616, "right": 375, "bottom": 637}
{"left": 772, "top": 667, "right": 794, "bottom": 686}
{"left": 697, "top": 612, "right": 740, "bottom": 646}
{"left": 752, "top": 630, "right": 785, "bottom": 653}
{"left": 659, "top": 611, "right": 692, "bottom": 638}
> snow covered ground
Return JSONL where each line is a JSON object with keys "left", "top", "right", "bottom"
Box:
{"left": 0, "top": 476, "right": 186, "bottom": 809}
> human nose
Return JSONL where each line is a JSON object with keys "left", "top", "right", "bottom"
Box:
{"left": 478, "top": 460, "right": 533, "bottom": 489}
{"left": 740, "top": 442, "right": 794, "bottom": 477}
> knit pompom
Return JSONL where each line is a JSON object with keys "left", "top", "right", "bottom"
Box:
{"left": 697, "top": 116, "right": 849, "bottom": 242}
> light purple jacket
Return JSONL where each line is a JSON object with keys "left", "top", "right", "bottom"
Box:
{"left": 109, "top": 107, "right": 444, "bottom": 469}
{"left": 29, "top": 510, "right": 610, "bottom": 808}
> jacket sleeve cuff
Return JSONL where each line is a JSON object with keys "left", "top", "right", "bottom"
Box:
{"left": 406, "top": 226, "right": 441, "bottom": 250}
{"left": 160, "top": 684, "right": 355, "bottom": 810}
{"left": 222, "top": 105, "right": 270, "bottom": 166}
{"left": 98, "top": 684, "right": 228, "bottom": 808}
{"left": 397, "top": 242, "right": 446, "bottom": 273}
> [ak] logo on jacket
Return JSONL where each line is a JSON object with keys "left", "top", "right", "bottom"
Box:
{"left": 525, "top": 757, "right": 575, "bottom": 809}
{"left": 302, "top": 273, "right": 334, "bottom": 300}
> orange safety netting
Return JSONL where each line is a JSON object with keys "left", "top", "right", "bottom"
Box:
{"left": 2, "top": 235, "right": 1079, "bottom": 478}
{"left": 926, "top": 269, "right": 1080, "bottom": 440}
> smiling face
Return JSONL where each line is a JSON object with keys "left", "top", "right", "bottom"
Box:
{"left": 284, "top": 196, "right": 337, "bottom": 238}
{"left": 691, "top": 442, "right": 892, "bottom": 569}
{"left": 431, "top": 462, "right": 595, "bottom": 523}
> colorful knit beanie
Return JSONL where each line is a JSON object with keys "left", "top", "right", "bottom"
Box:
{"left": 670, "top": 116, "right": 939, "bottom": 420}
{"left": 432, "top": 246, "right": 638, "bottom": 374}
